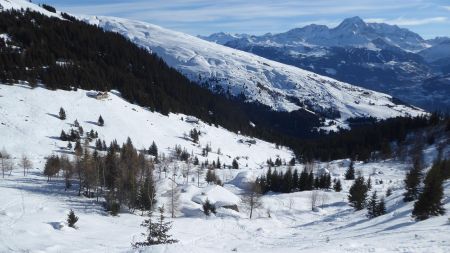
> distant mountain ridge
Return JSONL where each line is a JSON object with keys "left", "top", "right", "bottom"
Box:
{"left": 200, "top": 17, "right": 450, "bottom": 112}
{"left": 82, "top": 15, "right": 423, "bottom": 130}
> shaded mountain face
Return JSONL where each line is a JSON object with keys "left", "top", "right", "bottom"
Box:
{"left": 201, "top": 17, "right": 450, "bottom": 112}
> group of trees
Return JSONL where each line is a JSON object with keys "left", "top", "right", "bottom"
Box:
{"left": 255, "top": 167, "right": 335, "bottom": 194}
{"left": 410, "top": 159, "right": 448, "bottom": 221}
{"left": 347, "top": 173, "right": 387, "bottom": 218}
{"left": 43, "top": 137, "right": 157, "bottom": 215}
{"left": 0, "top": 149, "right": 32, "bottom": 178}
{"left": 367, "top": 191, "right": 386, "bottom": 218}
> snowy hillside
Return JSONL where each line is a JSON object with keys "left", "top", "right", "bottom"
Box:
{"left": 0, "top": 0, "right": 60, "bottom": 18}
{"left": 0, "top": 83, "right": 448, "bottom": 252}
{"left": 80, "top": 16, "right": 423, "bottom": 126}
{"left": 0, "top": 83, "right": 291, "bottom": 168}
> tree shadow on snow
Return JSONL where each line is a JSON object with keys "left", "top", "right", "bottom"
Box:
{"left": 2, "top": 176, "right": 106, "bottom": 216}
{"left": 46, "top": 136, "right": 61, "bottom": 141}
{"left": 84, "top": 120, "right": 99, "bottom": 126}
{"left": 46, "top": 113, "right": 60, "bottom": 119}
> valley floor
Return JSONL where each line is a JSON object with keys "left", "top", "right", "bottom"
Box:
{"left": 0, "top": 159, "right": 449, "bottom": 253}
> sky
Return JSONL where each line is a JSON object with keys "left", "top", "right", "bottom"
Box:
{"left": 35, "top": 0, "right": 450, "bottom": 38}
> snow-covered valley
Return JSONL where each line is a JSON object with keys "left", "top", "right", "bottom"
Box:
{"left": 0, "top": 83, "right": 449, "bottom": 253}
{"left": 0, "top": 1, "right": 449, "bottom": 252}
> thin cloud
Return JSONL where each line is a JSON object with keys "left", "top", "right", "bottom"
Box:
{"left": 37, "top": 0, "right": 450, "bottom": 37}
{"left": 365, "top": 17, "right": 448, "bottom": 26}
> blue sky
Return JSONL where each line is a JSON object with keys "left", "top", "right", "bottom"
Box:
{"left": 35, "top": 0, "right": 450, "bottom": 38}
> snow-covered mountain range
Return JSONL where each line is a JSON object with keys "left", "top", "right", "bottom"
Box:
{"left": 0, "top": 0, "right": 425, "bottom": 129}
{"left": 201, "top": 17, "right": 450, "bottom": 112}
{"left": 80, "top": 16, "right": 423, "bottom": 128}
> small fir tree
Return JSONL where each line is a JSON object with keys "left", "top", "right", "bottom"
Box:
{"left": 148, "top": 141, "right": 158, "bottom": 157}
{"left": 376, "top": 197, "right": 387, "bottom": 216}
{"left": 202, "top": 199, "right": 216, "bottom": 216}
{"left": 67, "top": 209, "right": 79, "bottom": 228}
{"left": 133, "top": 206, "right": 178, "bottom": 247}
{"left": 367, "top": 191, "right": 378, "bottom": 218}
{"left": 232, "top": 159, "right": 239, "bottom": 169}
{"left": 333, "top": 179, "right": 342, "bottom": 192}
{"left": 98, "top": 115, "right": 104, "bottom": 126}
{"left": 59, "top": 107, "right": 66, "bottom": 120}
{"left": 348, "top": 175, "right": 368, "bottom": 210}
{"left": 345, "top": 159, "right": 355, "bottom": 180}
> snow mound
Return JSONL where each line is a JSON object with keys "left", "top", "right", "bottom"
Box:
{"left": 229, "top": 171, "right": 257, "bottom": 190}
{"left": 192, "top": 185, "right": 240, "bottom": 208}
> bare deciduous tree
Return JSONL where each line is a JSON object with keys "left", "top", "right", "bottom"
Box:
{"left": 183, "top": 159, "right": 192, "bottom": 185}
{"left": 196, "top": 166, "right": 204, "bottom": 187}
{"left": 310, "top": 190, "right": 320, "bottom": 211}
{"left": 167, "top": 171, "right": 180, "bottom": 218}
{"left": 242, "top": 182, "right": 263, "bottom": 219}
{"left": 0, "top": 148, "right": 13, "bottom": 178}
{"left": 19, "top": 154, "right": 33, "bottom": 176}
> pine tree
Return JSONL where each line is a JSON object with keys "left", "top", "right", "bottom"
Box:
{"left": 148, "top": 141, "right": 158, "bottom": 157}
{"left": 292, "top": 169, "right": 299, "bottom": 191}
{"left": 59, "top": 107, "right": 66, "bottom": 120}
{"left": 367, "top": 177, "right": 372, "bottom": 190}
{"left": 133, "top": 206, "right": 178, "bottom": 247}
{"left": 202, "top": 199, "right": 216, "bottom": 216}
{"left": 232, "top": 159, "right": 239, "bottom": 169}
{"left": 403, "top": 160, "right": 423, "bottom": 202}
{"left": 333, "top": 179, "right": 342, "bottom": 192}
{"left": 412, "top": 163, "right": 445, "bottom": 221}
{"left": 367, "top": 191, "right": 378, "bottom": 218}
{"left": 60, "top": 130, "right": 68, "bottom": 141}
{"left": 386, "top": 188, "right": 392, "bottom": 197}
{"left": 98, "top": 115, "right": 104, "bottom": 126}
{"left": 345, "top": 159, "right": 355, "bottom": 180}
{"left": 348, "top": 175, "right": 368, "bottom": 210}
{"left": 281, "top": 167, "right": 293, "bottom": 193}
{"left": 289, "top": 157, "right": 296, "bottom": 166}
{"left": 74, "top": 140, "right": 82, "bottom": 155}
{"left": 299, "top": 169, "right": 308, "bottom": 191}
{"left": 67, "top": 209, "right": 79, "bottom": 228}
{"left": 376, "top": 197, "right": 387, "bottom": 216}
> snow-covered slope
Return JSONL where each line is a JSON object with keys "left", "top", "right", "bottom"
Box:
{"left": 0, "top": 0, "right": 61, "bottom": 18}
{"left": 0, "top": 83, "right": 448, "bottom": 252}
{"left": 81, "top": 16, "right": 423, "bottom": 125}
{"left": 0, "top": 83, "right": 292, "bottom": 168}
